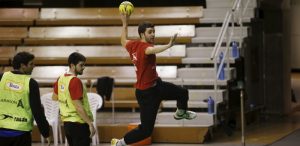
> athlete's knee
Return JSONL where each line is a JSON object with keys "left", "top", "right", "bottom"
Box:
{"left": 141, "top": 126, "right": 154, "bottom": 138}
{"left": 143, "top": 130, "right": 153, "bottom": 138}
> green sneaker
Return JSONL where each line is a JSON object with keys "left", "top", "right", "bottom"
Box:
{"left": 174, "top": 109, "right": 197, "bottom": 120}
{"left": 111, "top": 138, "right": 119, "bottom": 146}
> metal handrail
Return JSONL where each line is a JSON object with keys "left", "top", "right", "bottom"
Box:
{"left": 216, "top": 22, "right": 234, "bottom": 79}
{"left": 211, "top": 0, "right": 241, "bottom": 60}
{"left": 210, "top": 0, "right": 252, "bottom": 120}
{"left": 239, "top": 0, "right": 251, "bottom": 25}
{"left": 212, "top": 0, "right": 251, "bottom": 81}
{"left": 232, "top": 0, "right": 241, "bottom": 11}
{"left": 210, "top": 11, "right": 231, "bottom": 60}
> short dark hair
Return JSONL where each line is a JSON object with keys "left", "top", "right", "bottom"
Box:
{"left": 12, "top": 52, "right": 35, "bottom": 70}
{"left": 138, "top": 21, "right": 154, "bottom": 38}
{"left": 68, "top": 52, "right": 86, "bottom": 67}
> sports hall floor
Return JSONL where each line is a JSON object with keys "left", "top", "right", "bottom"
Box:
{"left": 31, "top": 112, "right": 300, "bottom": 146}
{"left": 32, "top": 72, "right": 300, "bottom": 146}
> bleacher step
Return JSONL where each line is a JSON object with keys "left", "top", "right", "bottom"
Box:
{"left": 192, "top": 27, "right": 247, "bottom": 43}
{"left": 183, "top": 47, "right": 236, "bottom": 64}
{"left": 162, "top": 101, "right": 209, "bottom": 108}
{"left": 31, "top": 122, "right": 210, "bottom": 143}
{"left": 98, "top": 124, "right": 210, "bottom": 143}
{"left": 187, "top": 47, "right": 231, "bottom": 57}
{"left": 163, "top": 89, "right": 225, "bottom": 109}
{"left": 189, "top": 89, "right": 225, "bottom": 101}
{"left": 201, "top": 8, "right": 254, "bottom": 23}
{"left": 156, "top": 112, "right": 214, "bottom": 126}
{"left": 177, "top": 67, "right": 235, "bottom": 79}
{"left": 164, "top": 78, "right": 229, "bottom": 86}
{"left": 206, "top": 0, "right": 257, "bottom": 8}
{"left": 182, "top": 57, "right": 235, "bottom": 64}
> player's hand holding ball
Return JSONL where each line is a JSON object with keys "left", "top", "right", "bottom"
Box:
{"left": 119, "top": 1, "right": 134, "bottom": 16}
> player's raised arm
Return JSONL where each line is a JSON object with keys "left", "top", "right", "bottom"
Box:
{"left": 119, "top": 1, "right": 134, "bottom": 48}
{"left": 120, "top": 13, "right": 130, "bottom": 48}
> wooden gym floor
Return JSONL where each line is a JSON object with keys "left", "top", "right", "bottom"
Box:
{"left": 32, "top": 73, "right": 300, "bottom": 146}
{"left": 31, "top": 110, "right": 300, "bottom": 146}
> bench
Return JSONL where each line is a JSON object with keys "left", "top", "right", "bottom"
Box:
{"left": 36, "top": 6, "right": 203, "bottom": 25}
{"left": 1, "top": 67, "right": 13, "bottom": 72}
{"left": 182, "top": 47, "right": 235, "bottom": 64}
{"left": 201, "top": 8, "right": 254, "bottom": 23}
{"left": 206, "top": 0, "right": 256, "bottom": 8}
{"left": 90, "top": 87, "right": 139, "bottom": 110}
{"left": 17, "top": 45, "right": 185, "bottom": 65}
{"left": 39, "top": 87, "right": 53, "bottom": 96}
{"left": 40, "top": 87, "right": 138, "bottom": 111}
{"left": 30, "top": 66, "right": 177, "bottom": 86}
{"left": 24, "top": 25, "right": 195, "bottom": 45}
{"left": 40, "top": 87, "right": 136, "bottom": 101}
{"left": 192, "top": 27, "right": 248, "bottom": 43}
{"left": 0, "top": 27, "right": 28, "bottom": 45}
{"left": 0, "top": 47, "right": 15, "bottom": 65}
{"left": 0, "top": 8, "right": 39, "bottom": 26}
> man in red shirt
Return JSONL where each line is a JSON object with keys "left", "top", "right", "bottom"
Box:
{"left": 52, "top": 52, "right": 95, "bottom": 146}
{"left": 111, "top": 13, "right": 197, "bottom": 146}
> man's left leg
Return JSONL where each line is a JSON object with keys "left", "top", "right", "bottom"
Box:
{"left": 157, "top": 79, "right": 197, "bottom": 120}
{"left": 65, "top": 122, "right": 91, "bottom": 146}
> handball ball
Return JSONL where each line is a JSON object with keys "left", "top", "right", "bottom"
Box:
{"left": 119, "top": 1, "right": 134, "bottom": 15}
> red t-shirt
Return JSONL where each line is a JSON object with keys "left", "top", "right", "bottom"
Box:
{"left": 53, "top": 74, "right": 83, "bottom": 100}
{"left": 126, "top": 40, "right": 158, "bottom": 90}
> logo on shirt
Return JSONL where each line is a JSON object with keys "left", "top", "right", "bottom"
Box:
{"left": 131, "top": 52, "right": 138, "bottom": 71}
{"left": 132, "top": 52, "right": 138, "bottom": 63}
{"left": 60, "top": 84, "right": 65, "bottom": 92}
{"left": 0, "top": 114, "right": 13, "bottom": 120}
{"left": 6, "top": 82, "right": 22, "bottom": 91}
{"left": 0, "top": 114, "right": 28, "bottom": 122}
{"left": 0, "top": 99, "right": 24, "bottom": 108}
{"left": 132, "top": 52, "right": 137, "bottom": 61}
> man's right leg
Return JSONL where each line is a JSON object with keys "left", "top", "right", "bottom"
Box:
{"left": 112, "top": 87, "right": 161, "bottom": 145}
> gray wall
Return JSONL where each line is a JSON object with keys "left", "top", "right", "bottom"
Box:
{"left": 245, "top": 0, "right": 292, "bottom": 115}
{"left": 290, "top": 0, "right": 300, "bottom": 69}
{"left": 282, "top": 0, "right": 292, "bottom": 114}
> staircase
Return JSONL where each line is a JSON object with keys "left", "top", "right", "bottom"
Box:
{"left": 149, "top": 0, "right": 257, "bottom": 143}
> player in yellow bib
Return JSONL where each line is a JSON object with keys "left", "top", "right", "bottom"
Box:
{"left": 52, "top": 52, "right": 95, "bottom": 146}
{"left": 0, "top": 52, "right": 51, "bottom": 146}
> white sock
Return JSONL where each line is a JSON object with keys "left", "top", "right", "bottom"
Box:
{"left": 117, "top": 138, "right": 126, "bottom": 146}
